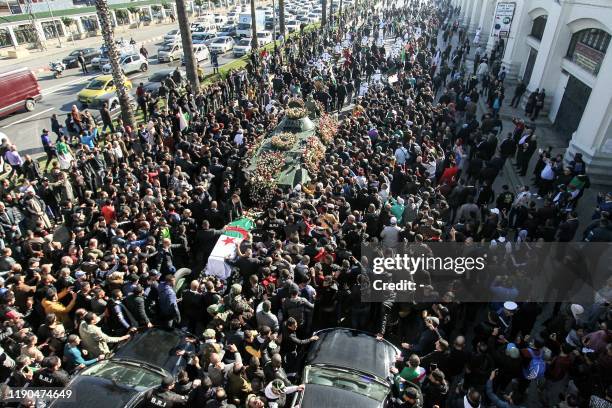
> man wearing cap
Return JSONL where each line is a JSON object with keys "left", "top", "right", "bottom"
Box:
{"left": 495, "top": 301, "right": 518, "bottom": 337}
{"left": 142, "top": 376, "right": 189, "bottom": 408}
{"left": 380, "top": 217, "right": 402, "bottom": 249}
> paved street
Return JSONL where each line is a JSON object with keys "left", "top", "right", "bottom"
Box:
{"left": 0, "top": 23, "right": 241, "bottom": 155}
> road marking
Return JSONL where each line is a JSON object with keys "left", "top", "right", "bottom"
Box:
{"left": 2, "top": 107, "right": 54, "bottom": 128}
{"left": 42, "top": 76, "right": 90, "bottom": 96}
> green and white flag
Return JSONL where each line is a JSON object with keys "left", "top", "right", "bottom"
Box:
{"left": 204, "top": 217, "right": 254, "bottom": 280}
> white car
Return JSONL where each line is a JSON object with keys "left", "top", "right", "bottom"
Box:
{"left": 158, "top": 42, "right": 183, "bottom": 62}
{"left": 164, "top": 29, "right": 181, "bottom": 43}
{"left": 286, "top": 20, "right": 300, "bottom": 33}
{"left": 182, "top": 43, "right": 210, "bottom": 64}
{"left": 256, "top": 31, "right": 273, "bottom": 46}
{"left": 102, "top": 53, "right": 148, "bottom": 75}
{"left": 208, "top": 36, "right": 235, "bottom": 53}
{"left": 233, "top": 38, "right": 252, "bottom": 57}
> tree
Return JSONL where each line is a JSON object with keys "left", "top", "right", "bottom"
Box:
{"left": 194, "top": 0, "right": 204, "bottom": 16}
{"left": 95, "top": 0, "right": 135, "bottom": 128}
{"left": 250, "top": 0, "right": 258, "bottom": 50}
{"left": 175, "top": 0, "right": 200, "bottom": 90}
{"left": 278, "top": 0, "right": 286, "bottom": 39}
{"left": 321, "top": 0, "right": 327, "bottom": 27}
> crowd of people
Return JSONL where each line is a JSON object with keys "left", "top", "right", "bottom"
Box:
{"left": 0, "top": 0, "right": 610, "bottom": 407}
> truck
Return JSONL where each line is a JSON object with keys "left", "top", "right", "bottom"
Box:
{"left": 236, "top": 11, "right": 266, "bottom": 38}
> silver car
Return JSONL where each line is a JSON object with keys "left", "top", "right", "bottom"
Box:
{"left": 102, "top": 54, "right": 148, "bottom": 75}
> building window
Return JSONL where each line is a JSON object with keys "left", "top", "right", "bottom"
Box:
{"left": 81, "top": 16, "right": 99, "bottom": 32}
{"left": 530, "top": 16, "right": 547, "bottom": 41}
{"left": 567, "top": 28, "right": 611, "bottom": 75}
{"left": 41, "top": 20, "right": 64, "bottom": 40}
{"left": 13, "top": 25, "right": 38, "bottom": 45}
{"left": 0, "top": 29, "right": 12, "bottom": 48}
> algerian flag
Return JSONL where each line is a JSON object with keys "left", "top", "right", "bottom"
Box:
{"left": 178, "top": 108, "right": 188, "bottom": 131}
{"left": 204, "top": 217, "right": 254, "bottom": 280}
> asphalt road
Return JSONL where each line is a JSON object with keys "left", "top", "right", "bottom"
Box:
{"left": 0, "top": 42, "right": 240, "bottom": 155}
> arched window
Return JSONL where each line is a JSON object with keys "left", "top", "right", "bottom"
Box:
{"left": 530, "top": 16, "right": 547, "bottom": 41}
{"left": 567, "top": 28, "right": 611, "bottom": 75}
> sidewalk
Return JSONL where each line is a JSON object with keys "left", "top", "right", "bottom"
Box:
{"left": 459, "top": 39, "right": 605, "bottom": 236}
{"left": 0, "top": 21, "right": 175, "bottom": 74}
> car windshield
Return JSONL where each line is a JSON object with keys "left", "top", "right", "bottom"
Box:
{"left": 212, "top": 38, "right": 226, "bottom": 44}
{"left": 86, "top": 80, "right": 108, "bottom": 90}
{"left": 237, "top": 23, "right": 250, "bottom": 30}
{"left": 159, "top": 44, "right": 173, "bottom": 51}
{"left": 83, "top": 360, "right": 162, "bottom": 389}
{"left": 69, "top": 50, "right": 82, "bottom": 56}
{"left": 149, "top": 72, "right": 169, "bottom": 82}
{"left": 257, "top": 33, "right": 267, "bottom": 38}
{"left": 238, "top": 39, "right": 251, "bottom": 46}
{"left": 304, "top": 365, "right": 389, "bottom": 402}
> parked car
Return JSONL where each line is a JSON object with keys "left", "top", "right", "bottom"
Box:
{"left": 50, "top": 329, "right": 196, "bottom": 408}
{"left": 182, "top": 43, "right": 210, "bottom": 64}
{"left": 192, "top": 32, "right": 218, "bottom": 46}
{"left": 164, "top": 28, "right": 181, "bottom": 42}
{"left": 86, "top": 86, "right": 136, "bottom": 111}
{"left": 92, "top": 43, "right": 136, "bottom": 69}
{"left": 157, "top": 42, "right": 183, "bottom": 62}
{"left": 233, "top": 37, "right": 252, "bottom": 57}
{"left": 208, "top": 36, "right": 235, "bottom": 53}
{"left": 101, "top": 54, "right": 148, "bottom": 75}
{"left": 77, "top": 75, "right": 132, "bottom": 107}
{"left": 143, "top": 68, "right": 186, "bottom": 96}
{"left": 217, "top": 24, "right": 237, "bottom": 37}
{"left": 256, "top": 30, "right": 273, "bottom": 45}
{"left": 0, "top": 68, "right": 42, "bottom": 117}
{"left": 62, "top": 48, "right": 100, "bottom": 69}
{"left": 289, "top": 328, "right": 400, "bottom": 408}
{"left": 286, "top": 20, "right": 300, "bottom": 32}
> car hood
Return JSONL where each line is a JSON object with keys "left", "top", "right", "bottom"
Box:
{"left": 51, "top": 375, "right": 142, "bottom": 408}
{"left": 78, "top": 89, "right": 105, "bottom": 98}
{"left": 300, "top": 383, "right": 383, "bottom": 408}
{"left": 235, "top": 45, "right": 251, "bottom": 50}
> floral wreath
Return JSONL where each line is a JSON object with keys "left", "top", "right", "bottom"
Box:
{"left": 287, "top": 97, "right": 305, "bottom": 109}
{"left": 286, "top": 107, "right": 307, "bottom": 120}
{"left": 270, "top": 132, "right": 297, "bottom": 151}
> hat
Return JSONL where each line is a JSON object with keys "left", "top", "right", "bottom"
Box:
{"left": 207, "top": 304, "right": 222, "bottom": 315}
{"left": 390, "top": 217, "right": 397, "bottom": 225}
{"left": 490, "top": 208, "right": 500, "bottom": 215}
{"left": 149, "top": 269, "right": 161, "bottom": 278}
{"left": 203, "top": 328, "right": 216, "bottom": 339}
{"left": 504, "top": 301, "right": 518, "bottom": 312}
{"left": 75, "top": 270, "right": 86, "bottom": 279}
{"left": 570, "top": 304, "right": 584, "bottom": 319}
{"left": 427, "top": 316, "right": 440, "bottom": 327}
{"left": 506, "top": 343, "right": 520, "bottom": 359}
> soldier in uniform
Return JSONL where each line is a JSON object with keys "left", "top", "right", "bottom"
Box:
{"left": 142, "top": 376, "right": 189, "bottom": 408}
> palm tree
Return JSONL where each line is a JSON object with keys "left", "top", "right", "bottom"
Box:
{"left": 250, "top": 0, "right": 258, "bottom": 50}
{"left": 94, "top": 0, "right": 135, "bottom": 128}
{"left": 175, "top": 0, "right": 200, "bottom": 90}
{"left": 321, "top": 0, "right": 327, "bottom": 27}
{"left": 278, "top": 0, "right": 285, "bottom": 39}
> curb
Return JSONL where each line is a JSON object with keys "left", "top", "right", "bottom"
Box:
{"left": 31, "top": 35, "right": 164, "bottom": 75}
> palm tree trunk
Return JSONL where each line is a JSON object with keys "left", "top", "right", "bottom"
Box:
{"left": 321, "top": 0, "right": 327, "bottom": 27}
{"left": 175, "top": 0, "right": 200, "bottom": 90}
{"left": 250, "top": 0, "right": 258, "bottom": 50}
{"left": 95, "top": 0, "right": 135, "bottom": 128}
{"left": 278, "top": 0, "right": 285, "bottom": 39}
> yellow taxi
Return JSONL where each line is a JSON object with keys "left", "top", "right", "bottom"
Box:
{"left": 77, "top": 75, "right": 132, "bottom": 106}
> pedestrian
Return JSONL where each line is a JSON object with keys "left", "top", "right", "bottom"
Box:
{"left": 77, "top": 51, "right": 88, "bottom": 73}
{"left": 99, "top": 102, "right": 114, "bottom": 134}
{"left": 531, "top": 89, "right": 546, "bottom": 120}
{"left": 40, "top": 129, "right": 55, "bottom": 171}
{"left": 510, "top": 79, "right": 526, "bottom": 108}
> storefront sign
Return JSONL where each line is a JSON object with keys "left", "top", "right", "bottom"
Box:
{"left": 492, "top": 2, "right": 515, "bottom": 38}
{"left": 573, "top": 42, "right": 604, "bottom": 75}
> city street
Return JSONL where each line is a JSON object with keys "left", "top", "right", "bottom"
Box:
{"left": 0, "top": 35, "right": 240, "bottom": 155}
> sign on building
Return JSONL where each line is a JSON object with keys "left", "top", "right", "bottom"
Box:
{"left": 492, "top": 2, "right": 515, "bottom": 38}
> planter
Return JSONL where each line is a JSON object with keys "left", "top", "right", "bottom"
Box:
{"left": 7, "top": 49, "right": 30, "bottom": 59}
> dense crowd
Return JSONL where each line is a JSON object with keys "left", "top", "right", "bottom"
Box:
{"left": 0, "top": 0, "right": 610, "bottom": 407}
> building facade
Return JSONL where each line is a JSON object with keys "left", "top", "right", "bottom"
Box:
{"left": 451, "top": 0, "right": 612, "bottom": 186}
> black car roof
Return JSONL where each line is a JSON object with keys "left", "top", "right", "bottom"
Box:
{"left": 113, "top": 328, "right": 191, "bottom": 375}
{"left": 299, "top": 383, "right": 383, "bottom": 408}
{"left": 305, "top": 328, "right": 399, "bottom": 381}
